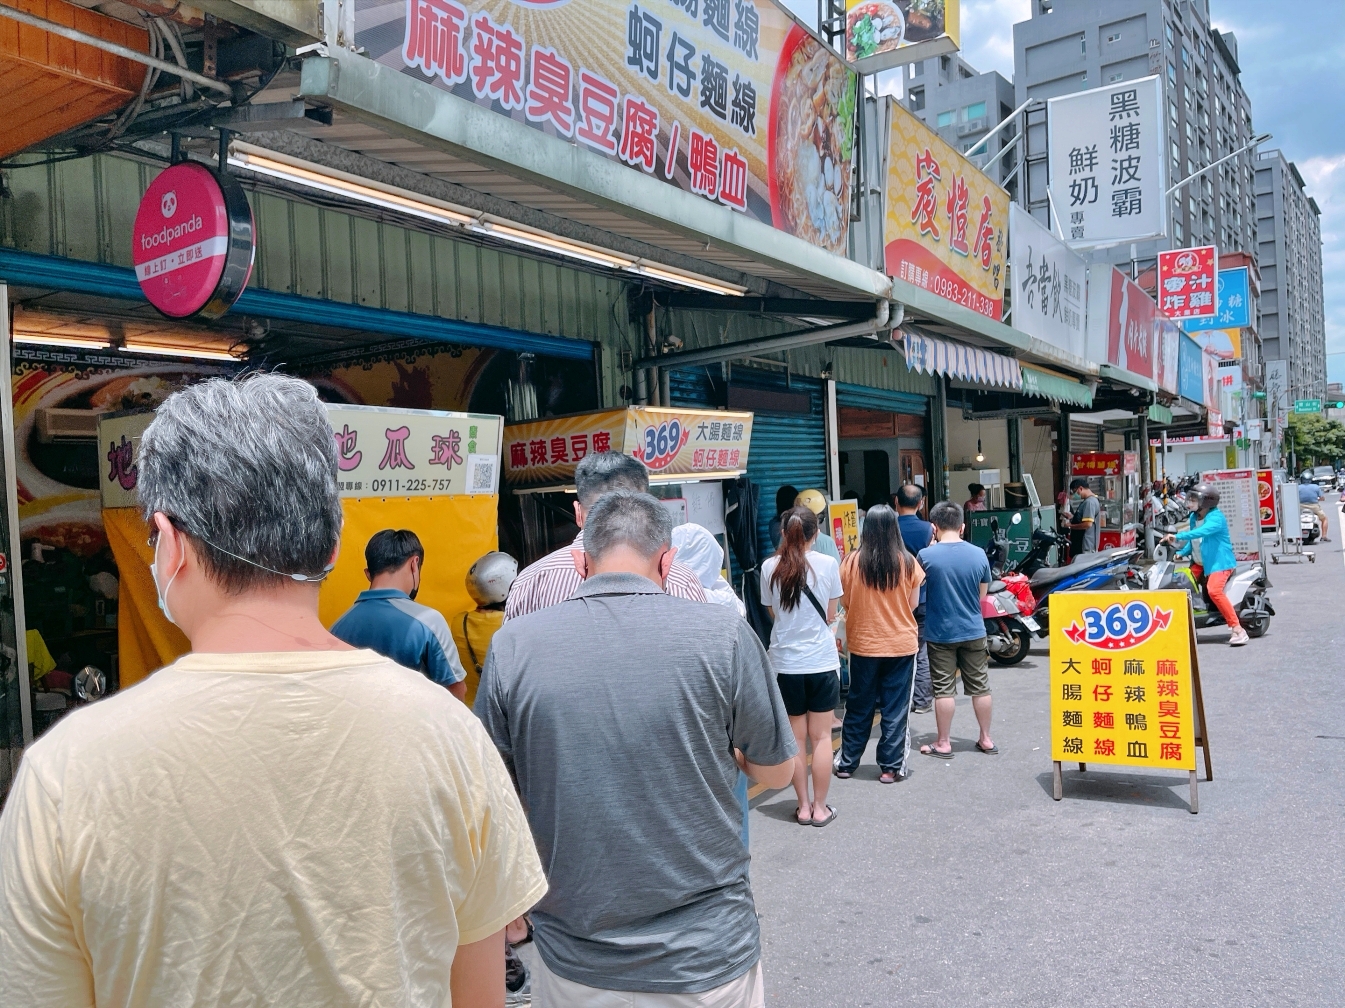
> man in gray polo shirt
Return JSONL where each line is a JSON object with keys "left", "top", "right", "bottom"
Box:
{"left": 476, "top": 491, "right": 795, "bottom": 1006}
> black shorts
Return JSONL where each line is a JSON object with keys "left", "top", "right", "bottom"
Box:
{"left": 776, "top": 670, "right": 840, "bottom": 717}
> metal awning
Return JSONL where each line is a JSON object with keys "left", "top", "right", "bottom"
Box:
{"left": 285, "top": 54, "right": 890, "bottom": 304}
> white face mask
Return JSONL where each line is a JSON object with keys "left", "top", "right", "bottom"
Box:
{"left": 152, "top": 533, "right": 186, "bottom": 626}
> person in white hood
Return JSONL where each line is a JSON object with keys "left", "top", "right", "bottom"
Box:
{"left": 672, "top": 523, "right": 745, "bottom": 615}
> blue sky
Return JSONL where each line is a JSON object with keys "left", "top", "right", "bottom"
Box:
{"left": 781, "top": 0, "right": 1345, "bottom": 384}
{"left": 955, "top": 0, "right": 1345, "bottom": 386}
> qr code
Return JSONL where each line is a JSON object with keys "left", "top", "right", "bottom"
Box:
{"left": 466, "top": 454, "right": 498, "bottom": 494}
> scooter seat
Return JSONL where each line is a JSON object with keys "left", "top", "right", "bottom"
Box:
{"left": 988, "top": 580, "right": 1006, "bottom": 594}
{"left": 1028, "top": 548, "right": 1134, "bottom": 590}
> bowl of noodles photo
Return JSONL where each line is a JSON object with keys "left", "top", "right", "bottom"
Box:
{"left": 846, "top": 1, "right": 903, "bottom": 61}
{"left": 768, "top": 26, "right": 857, "bottom": 255}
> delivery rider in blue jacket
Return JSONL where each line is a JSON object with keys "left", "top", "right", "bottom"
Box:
{"left": 1163, "top": 482, "right": 1247, "bottom": 647}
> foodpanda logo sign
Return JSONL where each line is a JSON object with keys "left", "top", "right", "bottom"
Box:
{"left": 161, "top": 190, "right": 177, "bottom": 218}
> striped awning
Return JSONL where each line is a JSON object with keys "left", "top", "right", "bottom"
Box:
{"left": 902, "top": 329, "right": 1022, "bottom": 391}
{"left": 1019, "top": 364, "right": 1094, "bottom": 407}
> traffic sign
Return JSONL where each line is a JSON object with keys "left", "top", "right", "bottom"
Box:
{"left": 1294, "top": 399, "right": 1321, "bottom": 413}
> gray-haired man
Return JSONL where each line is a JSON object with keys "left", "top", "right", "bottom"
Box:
{"left": 0, "top": 374, "right": 545, "bottom": 1008}
{"left": 477, "top": 491, "right": 796, "bottom": 1007}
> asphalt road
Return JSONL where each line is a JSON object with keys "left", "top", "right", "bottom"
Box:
{"left": 748, "top": 496, "right": 1345, "bottom": 1007}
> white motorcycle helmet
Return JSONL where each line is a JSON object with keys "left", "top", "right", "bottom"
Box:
{"left": 466, "top": 551, "right": 518, "bottom": 606}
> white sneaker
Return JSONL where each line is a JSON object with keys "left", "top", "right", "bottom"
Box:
{"left": 1228, "top": 627, "right": 1250, "bottom": 647}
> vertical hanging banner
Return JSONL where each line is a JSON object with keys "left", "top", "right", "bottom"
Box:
{"left": 828, "top": 499, "right": 859, "bottom": 556}
{"left": 1046, "top": 76, "right": 1166, "bottom": 247}
{"left": 843, "top": 0, "right": 960, "bottom": 73}
{"left": 1154, "top": 316, "right": 1181, "bottom": 395}
{"left": 356, "top": 0, "right": 858, "bottom": 253}
{"left": 1177, "top": 333, "right": 1205, "bottom": 404}
{"left": 1050, "top": 590, "right": 1209, "bottom": 810}
{"left": 1156, "top": 245, "right": 1218, "bottom": 321}
{"left": 884, "top": 99, "right": 1009, "bottom": 320}
{"left": 1008, "top": 204, "right": 1087, "bottom": 359}
{"left": 1105, "top": 267, "right": 1159, "bottom": 379}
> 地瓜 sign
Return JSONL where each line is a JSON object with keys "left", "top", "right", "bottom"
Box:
{"left": 1050, "top": 590, "right": 1210, "bottom": 809}
{"left": 884, "top": 99, "right": 1009, "bottom": 320}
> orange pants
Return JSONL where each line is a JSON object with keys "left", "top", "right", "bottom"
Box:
{"left": 1192, "top": 564, "right": 1240, "bottom": 628}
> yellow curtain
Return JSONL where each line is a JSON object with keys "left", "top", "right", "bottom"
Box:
{"left": 317, "top": 495, "right": 499, "bottom": 632}
{"left": 105, "top": 495, "right": 499, "bottom": 687}
{"left": 102, "top": 508, "right": 191, "bottom": 688}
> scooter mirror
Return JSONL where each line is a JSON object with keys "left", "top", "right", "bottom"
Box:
{"left": 74, "top": 665, "right": 106, "bottom": 702}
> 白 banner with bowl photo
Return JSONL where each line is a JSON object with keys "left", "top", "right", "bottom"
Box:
{"left": 845, "top": 0, "right": 959, "bottom": 74}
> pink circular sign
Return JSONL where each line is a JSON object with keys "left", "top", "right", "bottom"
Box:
{"left": 132, "top": 161, "right": 254, "bottom": 320}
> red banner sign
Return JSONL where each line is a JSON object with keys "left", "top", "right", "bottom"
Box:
{"left": 1106, "top": 268, "right": 1157, "bottom": 379}
{"left": 1156, "top": 245, "right": 1218, "bottom": 321}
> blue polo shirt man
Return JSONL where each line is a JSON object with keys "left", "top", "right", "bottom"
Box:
{"left": 332, "top": 529, "right": 467, "bottom": 699}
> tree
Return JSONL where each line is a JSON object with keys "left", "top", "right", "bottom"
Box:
{"left": 1286, "top": 413, "right": 1345, "bottom": 467}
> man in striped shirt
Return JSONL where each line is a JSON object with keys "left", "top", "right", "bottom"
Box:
{"left": 505, "top": 452, "right": 706, "bottom": 620}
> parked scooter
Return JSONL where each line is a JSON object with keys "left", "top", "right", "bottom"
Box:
{"left": 1011, "top": 545, "right": 1143, "bottom": 639}
{"left": 1141, "top": 560, "right": 1273, "bottom": 637}
{"left": 982, "top": 578, "right": 1038, "bottom": 666}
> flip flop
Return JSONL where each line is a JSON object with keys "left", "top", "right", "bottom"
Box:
{"left": 795, "top": 806, "right": 812, "bottom": 825}
{"left": 975, "top": 741, "right": 1000, "bottom": 754}
{"left": 879, "top": 769, "right": 899, "bottom": 784}
{"left": 812, "top": 805, "right": 838, "bottom": 827}
{"left": 921, "top": 745, "right": 954, "bottom": 759}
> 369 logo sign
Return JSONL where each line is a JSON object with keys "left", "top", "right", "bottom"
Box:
{"left": 1063, "top": 600, "right": 1172, "bottom": 650}
{"left": 633, "top": 419, "right": 689, "bottom": 471}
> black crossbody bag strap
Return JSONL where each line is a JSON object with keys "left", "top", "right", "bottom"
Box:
{"left": 801, "top": 583, "right": 829, "bottom": 626}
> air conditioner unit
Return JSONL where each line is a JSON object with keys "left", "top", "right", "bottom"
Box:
{"left": 34, "top": 408, "right": 100, "bottom": 442}
{"left": 957, "top": 118, "right": 986, "bottom": 136}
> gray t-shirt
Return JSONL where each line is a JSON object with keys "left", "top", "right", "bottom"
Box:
{"left": 475, "top": 571, "right": 795, "bottom": 995}
{"left": 1077, "top": 494, "right": 1102, "bottom": 552}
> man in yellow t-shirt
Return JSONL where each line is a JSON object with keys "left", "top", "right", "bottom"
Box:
{"left": 0, "top": 375, "right": 545, "bottom": 1008}
{"left": 450, "top": 552, "right": 517, "bottom": 707}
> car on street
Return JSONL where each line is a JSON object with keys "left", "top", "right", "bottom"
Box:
{"left": 1310, "top": 465, "right": 1337, "bottom": 491}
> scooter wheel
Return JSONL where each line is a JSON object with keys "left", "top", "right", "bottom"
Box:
{"left": 1244, "top": 614, "right": 1270, "bottom": 638}
{"left": 988, "top": 629, "right": 1032, "bottom": 666}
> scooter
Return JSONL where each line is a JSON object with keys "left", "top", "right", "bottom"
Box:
{"left": 982, "top": 579, "right": 1038, "bottom": 666}
{"left": 1141, "top": 560, "right": 1274, "bottom": 638}
{"left": 1301, "top": 507, "right": 1324, "bottom": 545}
{"left": 1013, "top": 545, "right": 1143, "bottom": 638}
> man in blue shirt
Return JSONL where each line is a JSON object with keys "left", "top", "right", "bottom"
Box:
{"left": 1298, "top": 479, "right": 1331, "bottom": 542}
{"left": 1164, "top": 483, "right": 1248, "bottom": 646}
{"left": 917, "top": 501, "right": 995, "bottom": 758}
{"left": 895, "top": 484, "right": 935, "bottom": 714}
{"left": 332, "top": 529, "right": 468, "bottom": 699}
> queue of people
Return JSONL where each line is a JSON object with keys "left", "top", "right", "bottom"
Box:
{"left": 0, "top": 372, "right": 1009, "bottom": 1008}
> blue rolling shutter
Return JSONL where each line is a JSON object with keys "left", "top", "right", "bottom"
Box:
{"left": 670, "top": 367, "right": 825, "bottom": 569}
{"left": 835, "top": 381, "right": 929, "bottom": 414}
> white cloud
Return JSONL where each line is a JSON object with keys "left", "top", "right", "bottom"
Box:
{"left": 956, "top": 0, "right": 1030, "bottom": 79}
